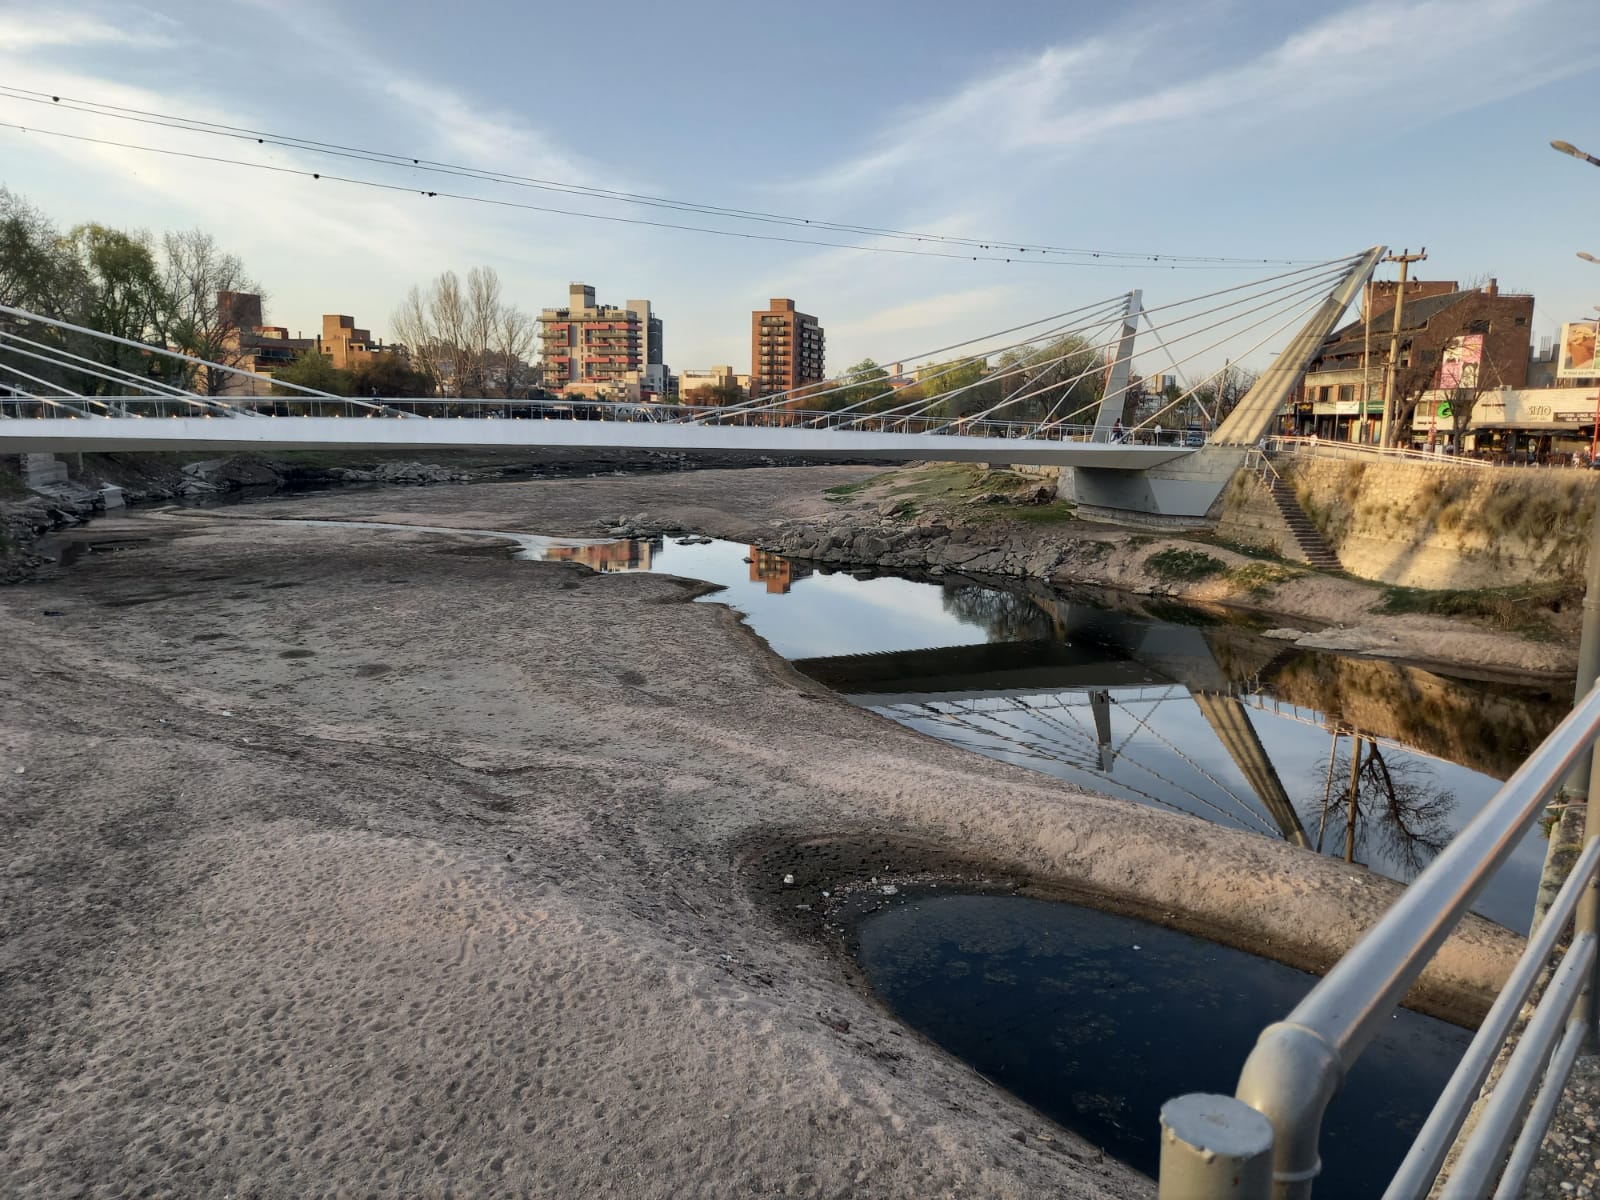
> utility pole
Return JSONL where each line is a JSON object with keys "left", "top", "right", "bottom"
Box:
{"left": 1378, "top": 248, "right": 1427, "bottom": 448}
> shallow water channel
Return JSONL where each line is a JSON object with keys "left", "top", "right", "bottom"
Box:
{"left": 599, "top": 533, "right": 1566, "bottom": 934}
{"left": 279, "top": 519, "right": 1571, "bottom": 1184}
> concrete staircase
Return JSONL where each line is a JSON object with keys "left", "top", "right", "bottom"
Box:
{"left": 1265, "top": 475, "right": 1343, "bottom": 571}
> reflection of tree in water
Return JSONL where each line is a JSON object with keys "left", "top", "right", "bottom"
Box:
{"left": 1309, "top": 735, "right": 1456, "bottom": 877}
{"left": 941, "top": 584, "right": 1059, "bottom": 643}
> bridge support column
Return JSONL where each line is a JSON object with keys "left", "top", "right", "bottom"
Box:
{"left": 1093, "top": 291, "right": 1142, "bottom": 443}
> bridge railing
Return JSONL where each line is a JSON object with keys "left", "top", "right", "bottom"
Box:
{"left": 1159, "top": 683, "right": 1600, "bottom": 1199}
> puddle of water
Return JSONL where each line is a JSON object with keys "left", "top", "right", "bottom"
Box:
{"left": 857, "top": 892, "right": 1470, "bottom": 1193}
{"left": 264, "top": 520, "right": 1567, "bottom": 932}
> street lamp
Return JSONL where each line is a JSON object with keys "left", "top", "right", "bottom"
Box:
{"left": 1582, "top": 252, "right": 1600, "bottom": 265}
{"left": 1553, "top": 140, "right": 1600, "bottom": 167}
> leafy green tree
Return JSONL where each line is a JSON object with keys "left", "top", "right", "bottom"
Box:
{"left": 0, "top": 188, "right": 85, "bottom": 319}
{"left": 62, "top": 223, "right": 183, "bottom": 395}
{"left": 994, "top": 334, "right": 1103, "bottom": 423}
{"left": 909, "top": 356, "right": 1002, "bottom": 419}
{"left": 272, "top": 349, "right": 352, "bottom": 396}
{"left": 817, "top": 358, "right": 892, "bottom": 413}
{"left": 351, "top": 353, "right": 434, "bottom": 398}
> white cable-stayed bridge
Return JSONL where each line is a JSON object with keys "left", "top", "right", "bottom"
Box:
{"left": 0, "top": 247, "right": 1382, "bottom": 521}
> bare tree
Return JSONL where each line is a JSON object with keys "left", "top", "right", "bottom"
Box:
{"left": 161, "top": 229, "right": 261, "bottom": 395}
{"left": 393, "top": 267, "right": 533, "bottom": 398}
{"left": 1309, "top": 735, "right": 1456, "bottom": 876}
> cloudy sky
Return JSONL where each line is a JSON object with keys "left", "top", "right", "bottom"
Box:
{"left": 2, "top": 0, "right": 1598, "bottom": 376}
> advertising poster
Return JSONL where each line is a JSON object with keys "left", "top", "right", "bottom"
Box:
{"left": 1559, "top": 322, "right": 1599, "bottom": 380}
{"left": 1438, "top": 333, "right": 1482, "bottom": 389}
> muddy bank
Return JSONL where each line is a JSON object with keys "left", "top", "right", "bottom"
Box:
{"left": 0, "top": 447, "right": 862, "bottom": 581}
{"left": 2, "top": 478, "right": 1527, "bottom": 1199}
{"left": 738, "top": 465, "right": 1578, "bottom": 680}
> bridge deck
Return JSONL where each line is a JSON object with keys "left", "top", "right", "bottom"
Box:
{"left": 0, "top": 414, "right": 1198, "bottom": 469}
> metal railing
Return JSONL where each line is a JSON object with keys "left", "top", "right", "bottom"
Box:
{"left": 1159, "top": 683, "right": 1600, "bottom": 1199}
{"left": 1268, "top": 435, "right": 1591, "bottom": 471}
{"left": 0, "top": 394, "right": 1208, "bottom": 449}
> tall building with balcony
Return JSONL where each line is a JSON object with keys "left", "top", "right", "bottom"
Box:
{"left": 751, "top": 298, "right": 824, "bottom": 399}
{"left": 539, "top": 283, "right": 666, "bottom": 397}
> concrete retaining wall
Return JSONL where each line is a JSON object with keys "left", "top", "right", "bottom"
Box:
{"left": 1282, "top": 455, "right": 1597, "bottom": 589}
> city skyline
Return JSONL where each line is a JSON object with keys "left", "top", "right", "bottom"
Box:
{"left": 2, "top": 0, "right": 1599, "bottom": 377}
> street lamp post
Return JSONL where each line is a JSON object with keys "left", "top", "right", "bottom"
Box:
{"left": 1553, "top": 135, "right": 1600, "bottom": 1050}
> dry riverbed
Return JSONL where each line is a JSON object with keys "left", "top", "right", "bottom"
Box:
{"left": 1, "top": 465, "right": 1533, "bottom": 1198}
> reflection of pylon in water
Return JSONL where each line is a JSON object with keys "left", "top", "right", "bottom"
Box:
{"left": 1091, "top": 690, "right": 1114, "bottom": 772}
{"left": 879, "top": 688, "right": 1282, "bottom": 839}
{"left": 1191, "top": 692, "right": 1311, "bottom": 847}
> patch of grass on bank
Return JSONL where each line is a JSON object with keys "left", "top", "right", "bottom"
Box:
{"left": 823, "top": 473, "right": 891, "bottom": 501}
{"left": 997, "top": 499, "right": 1076, "bottom": 524}
{"left": 1225, "top": 561, "right": 1304, "bottom": 598}
{"left": 1376, "top": 580, "right": 1582, "bottom": 641}
{"left": 1145, "top": 548, "right": 1226, "bottom": 582}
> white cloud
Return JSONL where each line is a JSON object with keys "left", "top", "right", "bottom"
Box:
{"left": 804, "top": 0, "right": 1592, "bottom": 195}
{"left": 0, "top": 8, "right": 176, "bottom": 50}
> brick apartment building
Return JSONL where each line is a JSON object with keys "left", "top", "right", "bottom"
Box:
{"left": 751, "top": 299, "right": 824, "bottom": 399}
{"left": 538, "top": 283, "right": 665, "bottom": 398}
{"left": 1297, "top": 278, "right": 1533, "bottom": 441}
{"left": 217, "top": 292, "right": 401, "bottom": 395}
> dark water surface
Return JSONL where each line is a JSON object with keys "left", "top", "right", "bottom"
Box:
{"left": 857, "top": 893, "right": 1472, "bottom": 1193}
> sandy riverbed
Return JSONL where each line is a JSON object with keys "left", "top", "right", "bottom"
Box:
{"left": 1, "top": 467, "right": 1527, "bottom": 1198}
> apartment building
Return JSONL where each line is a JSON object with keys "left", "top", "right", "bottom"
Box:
{"left": 539, "top": 283, "right": 666, "bottom": 398}
{"left": 216, "top": 292, "right": 401, "bottom": 394}
{"left": 751, "top": 298, "right": 824, "bottom": 399}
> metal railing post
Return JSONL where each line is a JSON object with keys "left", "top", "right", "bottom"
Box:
{"left": 1572, "top": 487, "right": 1600, "bottom": 1050}
{"left": 1159, "top": 1095, "right": 1275, "bottom": 1198}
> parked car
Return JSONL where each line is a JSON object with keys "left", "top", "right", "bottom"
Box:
{"left": 1184, "top": 425, "right": 1206, "bottom": 447}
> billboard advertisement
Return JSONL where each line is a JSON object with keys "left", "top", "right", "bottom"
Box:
{"left": 1559, "top": 321, "right": 1599, "bottom": 380}
{"left": 1437, "top": 333, "right": 1482, "bottom": 389}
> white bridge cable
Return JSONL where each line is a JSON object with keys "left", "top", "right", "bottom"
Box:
{"left": 0, "top": 366, "right": 102, "bottom": 418}
{"left": 895, "top": 260, "right": 1353, "bottom": 430}
{"left": 824, "top": 307, "right": 1135, "bottom": 428}
{"left": 0, "top": 342, "right": 206, "bottom": 412}
{"left": 720, "top": 254, "right": 1358, "bottom": 424}
{"left": 704, "top": 293, "right": 1133, "bottom": 421}
{"left": 715, "top": 303, "right": 1129, "bottom": 426}
{"left": 0, "top": 331, "right": 216, "bottom": 406}
{"left": 0, "top": 301, "right": 406, "bottom": 412}
{"left": 1046, "top": 264, "right": 1355, "bottom": 431}
{"left": 814, "top": 305, "right": 1130, "bottom": 427}
{"left": 883, "top": 694, "right": 1279, "bottom": 835}
{"left": 1126, "top": 279, "right": 1346, "bottom": 436}
{"left": 1106, "top": 694, "right": 1276, "bottom": 831}
{"left": 926, "top": 262, "right": 1352, "bottom": 430}
{"left": 0, "top": 328, "right": 207, "bottom": 399}
{"left": 0, "top": 87, "right": 1325, "bottom": 268}
{"left": 0, "top": 360, "right": 93, "bottom": 399}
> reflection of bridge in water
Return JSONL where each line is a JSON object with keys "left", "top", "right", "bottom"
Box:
{"left": 795, "top": 590, "right": 1566, "bottom": 862}
{"left": 796, "top": 604, "right": 1315, "bottom": 847}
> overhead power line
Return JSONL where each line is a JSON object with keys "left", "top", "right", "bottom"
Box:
{"left": 0, "top": 87, "right": 1319, "bottom": 268}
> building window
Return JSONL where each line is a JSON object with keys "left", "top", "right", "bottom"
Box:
{"left": 1338, "top": 385, "right": 1354, "bottom": 402}
{"left": 1318, "top": 386, "right": 1331, "bottom": 403}
{"left": 1514, "top": 315, "right": 1527, "bottom": 326}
